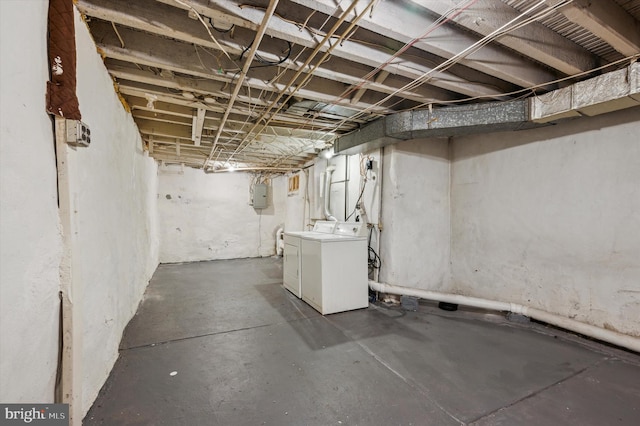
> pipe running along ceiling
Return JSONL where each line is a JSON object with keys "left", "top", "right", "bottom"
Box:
{"left": 76, "top": 0, "right": 640, "bottom": 172}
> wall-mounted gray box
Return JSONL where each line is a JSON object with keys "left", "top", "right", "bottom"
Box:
{"left": 253, "top": 183, "right": 268, "bottom": 209}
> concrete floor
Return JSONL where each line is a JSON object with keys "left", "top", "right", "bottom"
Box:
{"left": 85, "top": 257, "right": 640, "bottom": 425}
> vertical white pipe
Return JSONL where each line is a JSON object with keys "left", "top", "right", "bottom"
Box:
{"left": 324, "top": 166, "right": 337, "bottom": 221}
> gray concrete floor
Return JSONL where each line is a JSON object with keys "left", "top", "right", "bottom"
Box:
{"left": 84, "top": 257, "right": 640, "bottom": 425}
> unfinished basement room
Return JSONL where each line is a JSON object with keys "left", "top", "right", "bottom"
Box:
{"left": 1, "top": 0, "right": 639, "bottom": 424}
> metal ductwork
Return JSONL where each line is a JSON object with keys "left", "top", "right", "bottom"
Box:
{"left": 334, "top": 100, "right": 536, "bottom": 155}
{"left": 335, "top": 62, "right": 640, "bottom": 156}
{"left": 530, "top": 61, "right": 640, "bottom": 123}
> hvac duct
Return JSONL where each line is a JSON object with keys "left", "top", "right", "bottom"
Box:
{"left": 335, "top": 62, "right": 640, "bottom": 156}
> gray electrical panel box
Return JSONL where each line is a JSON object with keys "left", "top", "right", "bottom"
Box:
{"left": 253, "top": 184, "right": 268, "bottom": 209}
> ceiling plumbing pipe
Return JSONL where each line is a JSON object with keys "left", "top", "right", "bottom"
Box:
{"left": 324, "top": 165, "right": 337, "bottom": 221}
{"left": 368, "top": 280, "right": 640, "bottom": 353}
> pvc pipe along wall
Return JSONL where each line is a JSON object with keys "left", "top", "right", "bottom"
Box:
{"left": 369, "top": 280, "right": 640, "bottom": 353}
{"left": 324, "top": 166, "right": 337, "bottom": 221}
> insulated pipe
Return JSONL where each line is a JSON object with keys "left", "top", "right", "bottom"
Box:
{"left": 324, "top": 166, "right": 337, "bottom": 221}
{"left": 368, "top": 280, "right": 640, "bottom": 353}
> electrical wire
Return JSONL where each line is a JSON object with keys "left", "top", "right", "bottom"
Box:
{"left": 368, "top": 226, "right": 381, "bottom": 275}
{"left": 345, "top": 154, "right": 373, "bottom": 221}
{"left": 240, "top": 40, "right": 292, "bottom": 67}
{"left": 345, "top": 182, "right": 366, "bottom": 221}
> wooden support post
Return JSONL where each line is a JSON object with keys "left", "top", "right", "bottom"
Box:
{"left": 54, "top": 117, "right": 83, "bottom": 426}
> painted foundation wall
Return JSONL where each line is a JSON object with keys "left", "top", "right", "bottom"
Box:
{"left": 0, "top": 1, "right": 63, "bottom": 404}
{"left": 379, "top": 139, "right": 451, "bottom": 290}
{"left": 451, "top": 108, "right": 640, "bottom": 336}
{"left": 70, "top": 10, "right": 160, "bottom": 413}
{"left": 158, "top": 167, "right": 286, "bottom": 262}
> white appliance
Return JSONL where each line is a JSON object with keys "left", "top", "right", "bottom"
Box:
{"left": 283, "top": 221, "right": 336, "bottom": 298}
{"left": 283, "top": 222, "right": 368, "bottom": 315}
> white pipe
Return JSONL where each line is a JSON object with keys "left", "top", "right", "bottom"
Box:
{"left": 324, "top": 166, "right": 337, "bottom": 221}
{"left": 275, "top": 227, "right": 284, "bottom": 256}
{"left": 369, "top": 280, "right": 640, "bottom": 353}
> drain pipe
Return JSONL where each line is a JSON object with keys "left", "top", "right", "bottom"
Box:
{"left": 324, "top": 166, "right": 337, "bottom": 221}
{"left": 275, "top": 226, "right": 284, "bottom": 256}
{"left": 369, "top": 280, "right": 640, "bottom": 353}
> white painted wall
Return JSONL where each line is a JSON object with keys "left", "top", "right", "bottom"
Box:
{"left": 158, "top": 167, "right": 286, "bottom": 262}
{"left": 70, "top": 10, "right": 160, "bottom": 413}
{"left": 0, "top": 0, "right": 63, "bottom": 404}
{"left": 378, "top": 139, "right": 451, "bottom": 290}
{"left": 451, "top": 108, "right": 640, "bottom": 336}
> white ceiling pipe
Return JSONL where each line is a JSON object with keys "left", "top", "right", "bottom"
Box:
{"left": 324, "top": 165, "right": 337, "bottom": 221}
{"left": 369, "top": 280, "right": 640, "bottom": 353}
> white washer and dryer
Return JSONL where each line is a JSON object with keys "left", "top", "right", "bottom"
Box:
{"left": 283, "top": 222, "right": 368, "bottom": 315}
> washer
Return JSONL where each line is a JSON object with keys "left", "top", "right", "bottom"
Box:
{"left": 299, "top": 222, "right": 368, "bottom": 315}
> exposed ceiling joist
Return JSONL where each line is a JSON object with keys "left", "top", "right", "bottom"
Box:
{"left": 78, "top": 0, "right": 463, "bottom": 104}
{"left": 413, "top": 0, "right": 597, "bottom": 76}
{"left": 287, "top": 0, "right": 559, "bottom": 87}
{"left": 558, "top": 0, "right": 640, "bottom": 57}
{"left": 89, "top": 23, "right": 396, "bottom": 116}
{"left": 73, "top": 0, "right": 639, "bottom": 170}
{"left": 152, "top": 0, "right": 514, "bottom": 99}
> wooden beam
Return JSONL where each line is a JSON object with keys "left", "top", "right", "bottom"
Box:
{"left": 54, "top": 117, "right": 83, "bottom": 426}
{"left": 351, "top": 70, "right": 389, "bottom": 105}
{"left": 558, "top": 0, "right": 640, "bottom": 57}
{"left": 77, "top": 0, "right": 460, "bottom": 103}
{"left": 133, "top": 110, "right": 192, "bottom": 126}
{"left": 121, "top": 88, "right": 364, "bottom": 131}
{"left": 412, "top": 0, "right": 597, "bottom": 76}
{"left": 154, "top": 0, "right": 511, "bottom": 98}
{"left": 287, "top": 0, "right": 558, "bottom": 87}
{"left": 87, "top": 20, "right": 395, "bottom": 115}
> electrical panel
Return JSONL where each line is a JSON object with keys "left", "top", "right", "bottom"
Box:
{"left": 65, "top": 119, "right": 91, "bottom": 147}
{"left": 253, "top": 183, "right": 268, "bottom": 209}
